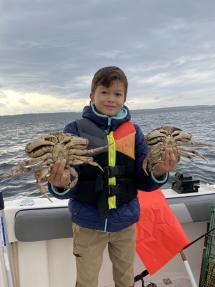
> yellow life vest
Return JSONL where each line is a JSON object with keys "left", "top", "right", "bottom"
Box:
{"left": 107, "top": 121, "right": 136, "bottom": 209}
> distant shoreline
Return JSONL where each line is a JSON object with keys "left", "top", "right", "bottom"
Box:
{"left": 0, "top": 104, "right": 214, "bottom": 118}
{"left": 131, "top": 104, "right": 215, "bottom": 113}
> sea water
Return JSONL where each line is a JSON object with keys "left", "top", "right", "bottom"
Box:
{"left": 0, "top": 105, "right": 214, "bottom": 199}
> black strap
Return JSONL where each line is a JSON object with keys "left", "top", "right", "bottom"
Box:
{"left": 134, "top": 270, "right": 149, "bottom": 282}
{"left": 134, "top": 270, "right": 158, "bottom": 287}
{"left": 105, "top": 185, "right": 122, "bottom": 196}
{"left": 100, "top": 181, "right": 137, "bottom": 218}
{"left": 0, "top": 192, "right": 4, "bottom": 210}
{"left": 103, "top": 165, "right": 126, "bottom": 178}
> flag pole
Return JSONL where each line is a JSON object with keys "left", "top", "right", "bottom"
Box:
{"left": 0, "top": 192, "right": 15, "bottom": 287}
{"left": 180, "top": 251, "right": 197, "bottom": 287}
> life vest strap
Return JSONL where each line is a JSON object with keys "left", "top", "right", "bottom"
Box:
{"left": 75, "top": 180, "right": 137, "bottom": 208}
{"left": 105, "top": 184, "right": 124, "bottom": 197}
{"left": 103, "top": 165, "right": 126, "bottom": 178}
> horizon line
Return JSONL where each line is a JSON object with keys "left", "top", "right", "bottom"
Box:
{"left": 0, "top": 104, "right": 214, "bottom": 117}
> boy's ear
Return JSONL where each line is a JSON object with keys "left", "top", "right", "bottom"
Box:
{"left": 90, "top": 93, "right": 94, "bottom": 102}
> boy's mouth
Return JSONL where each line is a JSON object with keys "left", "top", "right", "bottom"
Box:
{"left": 104, "top": 105, "right": 116, "bottom": 108}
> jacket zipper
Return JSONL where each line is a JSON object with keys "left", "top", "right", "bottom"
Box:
{"left": 104, "top": 218, "right": 108, "bottom": 232}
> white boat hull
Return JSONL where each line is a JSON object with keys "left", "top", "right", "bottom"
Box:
{"left": 1, "top": 184, "right": 215, "bottom": 287}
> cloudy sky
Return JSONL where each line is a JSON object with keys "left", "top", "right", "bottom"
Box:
{"left": 0, "top": 0, "right": 215, "bottom": 116}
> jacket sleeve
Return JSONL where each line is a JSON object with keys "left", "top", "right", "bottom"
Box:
{"left": 134, "top": 124, "right": 168, "bottom": 191}
{"left": 48, "top": 121, "right": 80, "bottom": 199}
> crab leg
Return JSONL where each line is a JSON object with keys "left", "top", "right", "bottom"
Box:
{"left": 175, "top": 141, "right": 215, "bottom": 148}
{"left": 178, "top": 147, "right": 208, "bottom": 162}
{"left": 27, "top": 146, "right": 53, "bottom": 158}
{"left": 68, "top": 154, "right": 94, "bottom": 161}
{"left": 87, "top": 145, "right": 108, "bottom": 155}
{"left": 142, "top": 157, "right": 149, "bottom": 175}
{"left": 23, "top": 160, "right": 44, "bottom": 169}
{"left": 68, "top": 159, "right": 87, "bottom": 165}
{"left": 68, "top": 145, "right": 107, "bottom": 156}
{"left": 65, "top": 143, "right": 87, "bottom": 150}
{"left": 1, "top": 160, "right": 33, "bottom": 178}
{"left": 34, "top": 169, "right": 52, "bottom": 201}
{"left": 30, "top": 153, "right": 52, "bottom": 161}
{"left": 67, "top": 166, "right": 79, "bottom": 189}
{"left": 67, "top": 144, "right": 87, "bottom": 150}
{"left": 26, "top": 140, "right": 55, "bottom": 153}
{"left": 88, "top": 161, "right": 104, "bottom": 171}
{"left": 68, "top": 149, "right": 93, "bottom": 155}
{"left": 64, "top": 137, "right": 88, "bottom": 147}
{"left": 190, "top": 141, "right": 215, "bottom": 147}
{"left": 68, "top": 155, "right": 103, "bottom": 171}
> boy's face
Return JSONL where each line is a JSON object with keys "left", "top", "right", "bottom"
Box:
{"left": 90, "top": 80, "right": 126, "bottom": 116}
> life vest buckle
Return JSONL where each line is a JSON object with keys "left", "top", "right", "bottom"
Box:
{"left": 105, "top": 185, "right": 121, "bottom": 197}
{"left": 103, "top": 166, "right": 126, "bottom": 179}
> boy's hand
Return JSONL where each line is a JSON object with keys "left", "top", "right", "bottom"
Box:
{"left": 48, "top": 159, "right": 71, "bottom": 188}
{"left": 151, "top": 148, "right": 179, "bottom": 178}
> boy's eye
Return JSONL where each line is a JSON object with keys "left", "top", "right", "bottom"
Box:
{"left": 115, "top": 93, "right": 122, "bottom": 97}
{"left": 101, "top": 90, "right": 107, "bottom": 94}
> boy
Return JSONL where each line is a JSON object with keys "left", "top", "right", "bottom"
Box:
{"left": 48, "top": 66, "right": 178, "bottom": 287}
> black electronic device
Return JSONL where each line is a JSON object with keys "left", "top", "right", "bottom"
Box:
{"left": 171, "top": 172, "right": 200, "bottom": 193}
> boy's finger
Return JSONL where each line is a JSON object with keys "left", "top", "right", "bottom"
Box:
{"left": 166, "top": 148, "right": 178, "bottom": 162}
{"left": 168, "top": 148, "right": 179, "bottom": 169}
{"left": 48, "top": 160, "right": 66, "bottom": 182}
{"left": 163, "top": 148, "right": 171, "bottom": 161}
{"left": 61, "top": 171, "right": 71, "bottom": 186}
{"left": 48, "top": 161, "right": 59, "bottom": 182}
{"left": 56, "top": 159, "right": 67, "bottom": 175}
{"left": 173, "top": 148, "right": 180, "bottom": 162}
{"left": 50, "top": 160, "right": 61, "bottom": 175}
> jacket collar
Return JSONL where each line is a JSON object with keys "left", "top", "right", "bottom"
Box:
{"left": 82, "top": 103, "right": 131, "bottom": 131}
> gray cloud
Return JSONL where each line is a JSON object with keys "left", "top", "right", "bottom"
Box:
{"left": 0, "top": 90, "right": 7, "bottom": 98}
{"left": 19, "top": 98, "right": 29, "bottom": 105}
{"left": 0, "top": 0, "right": 215, "bottom": 110}
{"left": 0, "top": 102, "right": 7, "bottom": 108}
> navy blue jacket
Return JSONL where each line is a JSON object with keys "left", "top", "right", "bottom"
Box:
{"left": 48, "top": 104, "right": 168, "bottom": 232}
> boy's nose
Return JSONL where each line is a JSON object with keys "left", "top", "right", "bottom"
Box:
{"left": 107, "top": 94, "right": 115, "bottom": 101}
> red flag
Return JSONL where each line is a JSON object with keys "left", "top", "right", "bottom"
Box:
{"left": 136, "top": 189, "right": 190, "bottom": 275}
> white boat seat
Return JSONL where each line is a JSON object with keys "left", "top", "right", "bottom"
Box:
{"left": 14, "top": 193, "right": 215, "bottom": 242}
{"left": 168, "top": 194, "right": 215, "bottom": 222}
{"left": 15, "top": 207, "right": 73, "bottom": 242}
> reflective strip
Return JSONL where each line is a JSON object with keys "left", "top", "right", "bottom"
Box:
{"left": 107, "top": 132, "right": 116, "bottom": 209}
{"left": 108, "top": 195, "right": 116, "bottom": 209}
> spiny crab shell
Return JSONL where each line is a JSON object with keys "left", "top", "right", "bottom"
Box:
{"left": 143, "top": 126, "right": 214, "bottom": 173}
{"left": 5, "top": 132, "right": 106, "bottom": 200}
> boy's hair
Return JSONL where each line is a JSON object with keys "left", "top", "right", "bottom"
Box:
{"left": 91, "top": 66, "right": 128, "bottom": 98}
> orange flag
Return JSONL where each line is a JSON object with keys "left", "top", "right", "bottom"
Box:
{"left": 136, "top": 189, "right": 190, "bottom": 275}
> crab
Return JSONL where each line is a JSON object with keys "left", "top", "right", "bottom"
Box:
{"left": 142, "top": 126, "right": 214, "bottom": 174}
{"left": 2, "top": 132, "right": 106, "bottom": 200}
